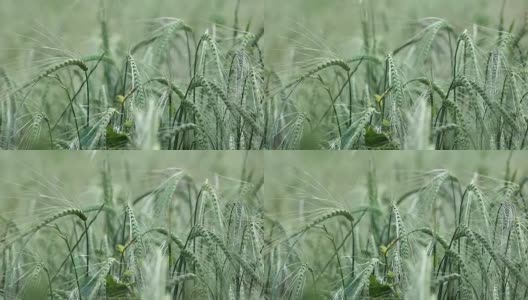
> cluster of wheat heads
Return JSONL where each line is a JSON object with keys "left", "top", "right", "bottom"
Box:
{"left": 0, "top": 1, "right": 267, "bottom": 150}
{"left": 0, "top": 161, "right": 265, "bottom": 299}
{"left": 264, "top": 163, "right": 528, "bottom": 299}
{"left": 269, "top": 6, "right": 528, "bottom": 150}
{"left": 1, "top": 2, "right": 526, "bottom": 149}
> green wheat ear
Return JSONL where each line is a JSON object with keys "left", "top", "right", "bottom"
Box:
{"left": 20, "top": 59, "right": 88, "bottom": 90}
{"left": 283, "top": 59, "right": 350, "bottom": 90}
{"left": 127, "top": 54, "right": 145, "bottom": 111}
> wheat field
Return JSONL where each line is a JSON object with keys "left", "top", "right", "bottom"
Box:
{"left": 1, "top": 0, "right": 528, "bottom": 299}
{"left": 1, "top": 151, "right": 528, "bottom": 299}
{"left": 265, "top": 151, "right": 528, "bottom": 299}
{"left": 0, "top": 151, "right": 264, "bottom": 299}
{"left": 1, "top": 0, "right": 526, "bottom": 149}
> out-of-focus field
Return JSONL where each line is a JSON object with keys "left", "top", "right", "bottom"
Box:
{"left": 0, "top": 0, "right": 263, "bottom": 73}
{"left": 265, "top": 151, "right": 526, "bottom": 217}
{"left": 0, "top": 151, "right": 263, "bottom": 211}
{"left": 265, "top": 0, "right": 525, "bottom": 63}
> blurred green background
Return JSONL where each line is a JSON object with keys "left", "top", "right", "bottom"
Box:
{"left": 0, "top": 151, "right": 263, "bottom": 215}
{"left": 0, "top": 0, "right": 263, "bottom": 73}
{"left": 265, "top": 151, "right": 527, "bottom": 219}
{"left": 265, "top": 0, "right": 527, "bottom": 64}
{"left": 2, "top": 0, "right": 525, "bottom": 73}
